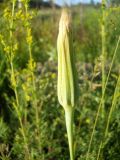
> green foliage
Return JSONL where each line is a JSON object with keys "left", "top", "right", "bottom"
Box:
{"left": 0, "top": 1, "right": 120, "bottom": 160}
{"left": 110, "top": 0, "right": 120, "bottom": 5}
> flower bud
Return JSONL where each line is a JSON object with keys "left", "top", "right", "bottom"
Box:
{"left": 57, "top": 10, "right": 79, "bottom": 109}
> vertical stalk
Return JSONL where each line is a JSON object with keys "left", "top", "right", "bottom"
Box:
{"left": 105, "top": 76, "right": 120, "bottom": 136}
{"left": 10, "top": 60, "right": 30, "bottom": 159}
{"left": 101, "top": 0, "right": 106, "bottom": 118}
{"left": 65, "top": 107, "right": 74, "bottom": 160}
{"left": 24, "top": 1, "right": 41, "bottom": 151}
{"left": 86, "top": 35, "right": 120, "bottom": 160}
{"left": 96, "top": 36, "right": 120, "bottom": 159}
{"left": 96, "top": 75, "right": 120, "bottom": 160}
{"left": 9, "top": 1, "right": 31, "bottom": 159}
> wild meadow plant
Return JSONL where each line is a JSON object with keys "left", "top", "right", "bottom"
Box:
{"left": 0, "top": 0, "right": 40, "bottom": 159}
{"left": 57, "top": 10, "right": 79, "bottom": 160}
{"left": 86, "top": 3, "right": 120, "bottom": 160}
{"left": 86, "top": 1, "right": 107, "bottom": 158}
{"left": 0, "top": 0, "right": 31, "bottom": 159}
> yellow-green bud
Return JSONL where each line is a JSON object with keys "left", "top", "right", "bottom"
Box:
{"left": 57, "top": 10, "right": 79, "bottom": 109}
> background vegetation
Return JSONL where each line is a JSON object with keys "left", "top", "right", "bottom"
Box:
{"left": 0, "top": 0, "right": 120, "bottom": 160}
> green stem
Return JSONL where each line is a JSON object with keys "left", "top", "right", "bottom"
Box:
{"left": 9, "top": 1, "right": 31, "bottom": 159}
{"left": 101, "top": 0, "right": 106, "bottom": 118}
{"left": 24, "top": 2, "right": 41, "bottom": 150}
{"left": 65, "top": 106, "right": 74, "bottom": 160}
{"left": 105, "top": 76, "right": 120, "bottom": 136}
{"left": 86, "top": 35, "right": 120, "bottom": 160}
{"left": 96, "top": 74, "right": 120, "bottom": 160}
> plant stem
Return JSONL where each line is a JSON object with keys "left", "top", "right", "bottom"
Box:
{"left": 105, "top": 75, "right": 120, "bottom": 136}
{"left": 28, "top": 42, "right": 40, "bottom": 144}
{"left": 96, "top": 74, "right": 120, "bottom": 160}
{"left": 101, "top": 0, "right": 106, "bottom": 118}
{"left": 85, "top": 35, "right": 120, "bottom": 160}
{"left": 10, "top": 59, "right": 30, "bottom": 159}
{"left": 9, "top": 1, "right": 31, "bottom": 159}
{"left": 24, "top": 2, "right": 41, "bottom": 151}
{"left": 96, "top": 36, "right": 120, "bottom": 159}
{"left": 65, "top": 106, "right": 74, "bottom": 160}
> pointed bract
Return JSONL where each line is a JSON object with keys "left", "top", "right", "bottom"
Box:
{"left": 57, "top": 9, "right": 79, "bottom": 110}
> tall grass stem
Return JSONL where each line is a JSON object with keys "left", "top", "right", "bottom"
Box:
{"left": 86, "top": 35, "right": 120, "bottom": 160}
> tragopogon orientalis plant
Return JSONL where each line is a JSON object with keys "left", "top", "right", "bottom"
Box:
{"left": 57, "top": 10, "right": 79, "bottom": 160}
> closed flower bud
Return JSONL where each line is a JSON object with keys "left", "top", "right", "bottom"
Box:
{"left": 57, "top": 9, "right": 79, "bottom": 110}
